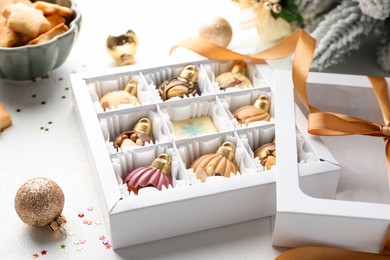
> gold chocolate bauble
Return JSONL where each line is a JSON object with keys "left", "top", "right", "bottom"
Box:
{"left": 106, "top": 29, "right": 138, "bottom": 66}
{"left": 215, "top": 61, "right": 253, "bottom": 90}
{"left": 14, "top": 177, "right": 66, "bottom": 231}
{"left": 233, "top": 95, "right": 271, "bottom": 125}
{"left": 254, "top": 141, "right": 276, "bottom": 170}
{"left": 190, "top": 141, "right": 238, "bottom": 182}
{"left": 158, "top": 65, "right": 201, "bottom": 100}
{"left": 114, "top": 117, "right": 153, "bottom": 150}
{"left": 199, "top": 16, "right": 233, "bottom": 47}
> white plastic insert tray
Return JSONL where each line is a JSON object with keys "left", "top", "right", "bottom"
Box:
{"left": 70, "top": 59, "right": 340, "bottom": 249}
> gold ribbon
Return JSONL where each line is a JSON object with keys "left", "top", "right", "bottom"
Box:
{"left": 170, "top": 28, "right": 390, "bottom": 258}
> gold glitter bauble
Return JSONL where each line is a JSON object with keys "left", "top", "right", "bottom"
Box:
{"left": 14, "top": 177, "right": 65, "bottom": 228}
{"left": 199, "top": 17, "right": 233, "bottom": 47}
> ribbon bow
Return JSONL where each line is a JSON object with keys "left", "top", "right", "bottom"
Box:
{"left": 170, "top": 28, "right": 390, "bottom": 258}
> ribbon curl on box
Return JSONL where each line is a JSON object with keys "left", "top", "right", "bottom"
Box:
{"left": 170, "top": 29, "right": 390, "bottom": 259}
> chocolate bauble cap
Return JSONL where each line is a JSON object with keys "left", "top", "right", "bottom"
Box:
{"left": 253, "top": 95, "right": 271, "bottom": 113}
{"left": 216, "top": 142, "right": 236, "bottom": 161}
{"left": 230, "top": 61, "right": 248, "bottom": 75}
{"left": 151, "top": 153, "right": 172, "bottom": 176}
{"left": 178, "top": 65, "right": 199, "bottom": 83}
{"left": 133, "top": 118, "right": 152, "bottom": 136}
{"left": 124, "top": 79, "right": 138, "bottom": 96}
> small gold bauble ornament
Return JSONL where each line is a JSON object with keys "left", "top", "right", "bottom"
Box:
{"left": 215, "top": 60, "right": 253, "bottom": 90}
{"left": 106, "top": 29, "right": 138, "bottom": 66}
{"left": 100, "top": 78, "right": 139, "bottom": 111}
{"left": 14, "top": 177, "right": 66, "bottom": 231}
{"left": 254, "top": 141, "right": 276, "bottom": 170}
{"left": 190, "top": 141, "right": 238, "bottom": 182}
{"left": 158, "top": 65, "right": 200, "bottom": 101}
{"left": 233, "top": 94, "right": 271, "bottom": 125}
{"left": 198, "top": 16, "right": 233, "bottom": 47}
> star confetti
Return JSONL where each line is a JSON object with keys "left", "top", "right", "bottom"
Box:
{"left": 87, "top": 207, "right": 93, "bottom": 212}
{"left": 68, "top": 231, "right": 75, "bottom": 236}
{"left": 32, "top": 253, "right": 39, "bottom": 258}
{"left": 79, "top": 239, "right": 86, "bottom": 244}
{"left": 102, "top": 239, "right": 109, "bottom": 245}
{"left": 60, "top": 244, "right": 66, "bottom": 249}
{"left": 105, "top": 244, "right": 112, "bottom": 249}
{"left": 95, "top": 221, "right": 101, "bottom": 225}
{"left": 83, "top": 219, "right": 93, "bottom": 225}
{"left": 73, "top": 240, "right": 79, "bottom": 245}
{"left": 41, "top": 250, "right": 47, "bottom": 255}
{"left": 76, "top": 246, "right": 83, "bottom": 251}
{"left": 99, "top": 235, "right": 105, "bottom": 240}
{"left": 78, "top": 212, "right": 84, "bottom": 218}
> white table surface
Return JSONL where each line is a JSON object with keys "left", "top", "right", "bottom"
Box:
{"left": 0, "top": 0, "right": 388, "bottom": 259}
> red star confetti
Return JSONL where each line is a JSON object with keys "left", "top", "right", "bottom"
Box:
{"left": 78, "top": 212, "right": 84, "bottom": 218}
{"left": 32, "top": 253, "right": 39, "bottom": 258}
{"left": 105, "top": 244, "right": 112, "bottom": 249}
{"left": 99, "top": 235, "right": 105, "bottom": 240}
{"left": 41, "top": 250, "right": 47, "bottom": 255}
{"left": 60, "top": 244, "right": 66, "bottom": 249}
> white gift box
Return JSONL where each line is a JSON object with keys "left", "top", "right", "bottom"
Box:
{"left": 70, "top": 60, "right": 339, "bottom": 249}
{"left": 272, "top": 70, "right": 390, "bottom": 253}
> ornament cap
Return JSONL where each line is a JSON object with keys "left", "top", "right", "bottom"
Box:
{"left": 133, "top": 118, "right": 152, "bottom": 136}
{"left": 151, "top": 153, "right": 172, "bottom": 176}
{"left": 230, "top": 60, "right": 248, "bottom": 75}
{"left": 178, "top": 65, "right": 199, "bottom": 83}
{"left": 253, "top": 95, "right": 271, "bottom": 112}
{"left": 124, "top": 79, "right": 138, "bottom": 96}
{"left": 48, "top": 214, "right": 67, "bottom": 232}
{"left": 216, "top": 141, "right": 236, "bottom": 161}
